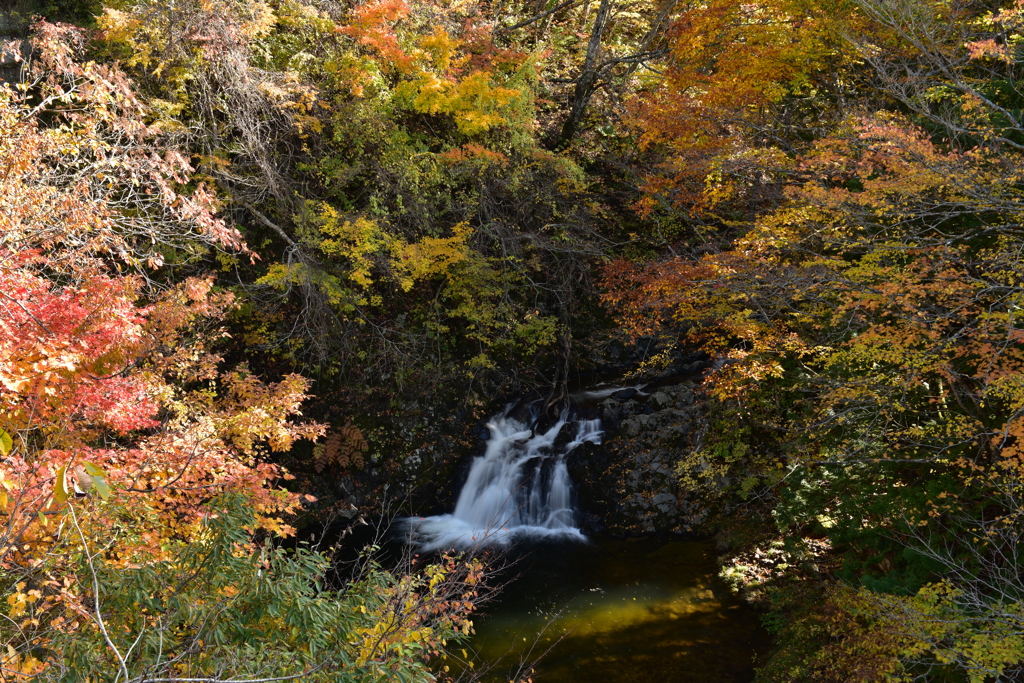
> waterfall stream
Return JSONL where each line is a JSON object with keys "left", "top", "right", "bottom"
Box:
{"left": 406, "top": 403, "right": 603, "bottom": 551}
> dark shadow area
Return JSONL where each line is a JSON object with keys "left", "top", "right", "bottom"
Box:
{"left": 467, "top": 536, "right": 771, "bottom": 683}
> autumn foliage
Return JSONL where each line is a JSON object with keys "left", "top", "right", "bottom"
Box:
{"left": 0, "top": 20, "right": 491, "bottom": 682}
{"left": 628, "top": 0, "right": 854, "bottom": 216}
{"left": 605, "top": 1, "right": 1024, "bottom": 679}
{"left": 8, "top": 0, "right": 1024, "bottom": 679}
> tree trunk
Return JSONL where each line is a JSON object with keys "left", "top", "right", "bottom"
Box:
{"left": 555, "top": 0, "right": 612, "bottom": 147}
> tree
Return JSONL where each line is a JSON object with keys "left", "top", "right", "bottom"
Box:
{"left": 0, "top": 20, "right": 501, "bottom": 682}
{"left": 606, "top": 2, "right": 1024, "bottom": 678}
{"left": 7, "top": 494, "right": 488, "bottom": 683}
{"left": 96, "top": 0, "right": 605, "bottom": 400}
{"left": 549, "top": 0, "right": 675, "bottom": 147}
{"left": 627, "top": 0, "right": 856, "bottom": 219}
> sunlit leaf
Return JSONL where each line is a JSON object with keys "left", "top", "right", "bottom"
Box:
{"left": 54, "top": 465, "right": 68, "bottom": 505}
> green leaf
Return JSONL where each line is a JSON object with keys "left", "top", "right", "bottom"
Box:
{"left": 54, "top": 465, "right": 68, "bottom": 505}
{"left": 91, "top": 475, "right": 111, "bottom": 500}
{"left": 82, "top": 462, "right": 111, "bottom": 500}
{"left": 0, "top": 429, "right": 11, "bottom": 456}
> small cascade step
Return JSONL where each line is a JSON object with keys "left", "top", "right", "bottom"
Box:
{"left": 405, "top": 403, "right": 603, "bottom": 550}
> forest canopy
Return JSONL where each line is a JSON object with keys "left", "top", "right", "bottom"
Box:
{"left": 2, "top": 0, "right": 1024, "bottom": 681}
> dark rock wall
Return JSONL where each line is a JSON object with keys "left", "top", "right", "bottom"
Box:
{"left": 570, "top": 356, "right": 714, "bottom": 535}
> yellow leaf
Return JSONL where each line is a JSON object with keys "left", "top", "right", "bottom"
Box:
{"left": 54, "top": 465, "right": 68, "bottom": 505}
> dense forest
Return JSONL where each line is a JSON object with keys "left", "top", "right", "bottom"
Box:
{"left": 3, "top": 0, "right": 1024, "bottom": 680}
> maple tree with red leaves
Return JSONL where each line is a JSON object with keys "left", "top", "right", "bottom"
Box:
{"left": 0, "top": 21, "right": 497, "bottom": 683}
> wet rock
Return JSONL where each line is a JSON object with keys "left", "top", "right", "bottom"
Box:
{"left": 581, "top": 513, "right": 606, "bottom": 534}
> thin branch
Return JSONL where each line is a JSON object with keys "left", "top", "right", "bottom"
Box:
{"left": 495, "top": 0, "right": 578, "bottom": 33}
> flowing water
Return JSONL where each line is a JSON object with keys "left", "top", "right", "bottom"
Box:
{"left": 405, "top": 399, "right": 769, "bottom": 682}
{"left": 405, "top": 403, "right": 602, "bottom": 551}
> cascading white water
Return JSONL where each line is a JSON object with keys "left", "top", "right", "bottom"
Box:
{"left": 406, "top": 405, "right": 603, "bottom": 551}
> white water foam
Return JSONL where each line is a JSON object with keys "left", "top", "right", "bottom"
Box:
{"left": 405, "top": 406, "right": 603, "bottom": 551}
{"left": 568, "top": 383, "right": 648, "bottom": 403}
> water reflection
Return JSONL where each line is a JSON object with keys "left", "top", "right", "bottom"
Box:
{"left": 466, "top": 537, "right": 770, "bottom": 683}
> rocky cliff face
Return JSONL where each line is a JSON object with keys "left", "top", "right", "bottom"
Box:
{"left": 567, "top": 356, "right": 714, "bottom": 536}
{"left": 298, "top": 352, "right": 719, "bottom": 539}
{"left": 602, "top": 381, "right": 705, "bottom": 533}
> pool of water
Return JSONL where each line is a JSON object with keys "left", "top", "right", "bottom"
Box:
{"left": 463, "top": 536, "right": 770, "bottom": 683}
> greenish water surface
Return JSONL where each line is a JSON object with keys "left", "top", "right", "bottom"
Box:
{"left": 466, "top": 536, "right": 770, "bottom": 683}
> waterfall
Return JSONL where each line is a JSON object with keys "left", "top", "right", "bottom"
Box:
{"left": 405, "top": 404, "right": 603, "bottom": 551}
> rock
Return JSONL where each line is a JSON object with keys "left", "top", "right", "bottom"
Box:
{"left": 0, "top": 39, "right": 23, "bottom": 84}
{"left": 594, "top": 374, "right": 713, "bottom": 534}
{"left": 684, "top": 360, "right": 708, "bottom": 374}
{"left": 650, "top": 391, "right": 672, "bottom": 408}
{"left": 621, "top": 416, "right": 645, "bottom": 437}
{"left": 634, "top": 450, "right": 655, "bottom": 466}
{"left": 662, "top": 384, "right": 694, "bottom": 405}
{"left": 662, "top": 407, "right": 692, "bottom": 421}
{"left": 655, "top": 367, "right": 679, "bottom": 381}
{"left": 621, "top": 399, "right": 645, "bottom": 417}
{"left": 599, "top": 398, "right": 622, "bottom": 421}
{"left": 657, "top": 425, "right": 688, "bottom": 442}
